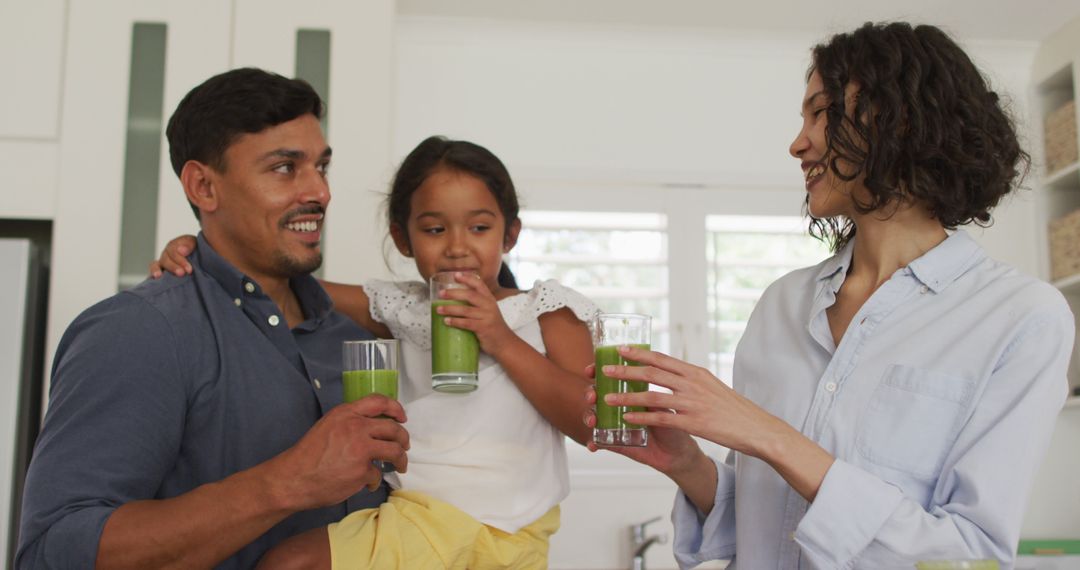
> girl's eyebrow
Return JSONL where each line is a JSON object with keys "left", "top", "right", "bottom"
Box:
{"left": 415, "top": 209, "right": 497, "bottom": 219}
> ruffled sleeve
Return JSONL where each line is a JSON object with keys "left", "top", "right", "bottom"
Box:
{"left": 361, "top": 279, "right": 431, "bottom": 349}
{"left": 501, "top": 279, "right": 599, "bottom": 330}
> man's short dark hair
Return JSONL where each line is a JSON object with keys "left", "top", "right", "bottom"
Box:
{"left": 165, "top": 67, "right": 324, "bottom": 219}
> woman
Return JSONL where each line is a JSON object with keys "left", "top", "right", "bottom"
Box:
{"left": 589, "top": 22, "right": 1073, "bottom": 568}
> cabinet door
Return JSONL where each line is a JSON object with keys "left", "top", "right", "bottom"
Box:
{"left": 48, "top": 0, "right": 230, "bottom": 391}
{"left": 0, "top": 0, "right": 64, "bottom": 139}
{"left": 0, "top": 0, "right": 65, "bottom": 219}
{"left": 232, "top": 0, "right": 396, "bottom": 283}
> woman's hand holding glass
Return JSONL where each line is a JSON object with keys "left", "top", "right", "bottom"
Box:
{"left": 596, "top": 345, "right": 781, "bottom": 455}
{"left": 583, "top": 367, "right": 700, "bottom": 473}
{"left": 594, "top": 345, "right": 834, "bottom": 502}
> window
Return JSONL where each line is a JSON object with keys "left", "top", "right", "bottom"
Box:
{"left": 706, "top": 215, "right": 831, "bottom": 382}
{"left": 509, "top": 210, "right": 670, "bottom": 352}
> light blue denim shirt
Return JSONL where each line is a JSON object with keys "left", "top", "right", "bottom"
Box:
{"left": 672, "top": 230, "right": 1073, "bottom": 569}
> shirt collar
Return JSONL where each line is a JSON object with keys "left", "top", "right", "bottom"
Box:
{"left": 906, "top": 229, "right": 985, "bottom": 294}
{"left": 813, "top": 229, "right": 985, "bottom": 294}
{"left": 192, "top": 232, "right": 335, "bottom": 325}
{"left": 815, "top": 238, "right": 853, "bottom": 286}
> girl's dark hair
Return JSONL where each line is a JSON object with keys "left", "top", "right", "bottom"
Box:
{"left": 388, "top": 136, "right": 520, "bottom": 288}
{"left": 808, "top": 22, "right": 1030, "bottom": 251}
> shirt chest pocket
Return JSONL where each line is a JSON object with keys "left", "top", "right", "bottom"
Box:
{"left": 855, "top": 364, "right": 976, "bottom": 480}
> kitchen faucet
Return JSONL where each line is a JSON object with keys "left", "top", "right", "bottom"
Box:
{"left": 630, "top": 516, "right": 668, "bottom": 570}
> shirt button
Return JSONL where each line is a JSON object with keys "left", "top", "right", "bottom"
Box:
{"left": 920, "top": 285, "right": 929, "bottom": 294}
{"left": 789, "top": 531, "right": 796, "bottom": 541}
{"left": 244, "top": 282, "right": 256, "bottom": 294}
{"left": 268, "top": 315, "right": 280, "bottom": 327}
{"left": 233, "top": 298, "right": 242, "bottom": 307}
{"left": 824, "top": 382, "right": 837, "bottom": 393}
{"left": 313, "top": 378, "right": 322, "bottom": 390}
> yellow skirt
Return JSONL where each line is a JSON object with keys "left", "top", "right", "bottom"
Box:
{"left": 328, "top": 490, "right": 560, "bottom": 570}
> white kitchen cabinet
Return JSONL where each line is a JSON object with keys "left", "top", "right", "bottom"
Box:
{"left": 0, "top": 0, "right": 65, "bottom": 140}
{"left": 46, "top": 1, "right": 231, "bottom": 391}
{"left": 0, "top": 0, "right": 65, "bottom": 220}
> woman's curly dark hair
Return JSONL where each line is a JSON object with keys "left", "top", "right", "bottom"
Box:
{"left": 807, "top": 22, "right": 1030, "bottom": 251}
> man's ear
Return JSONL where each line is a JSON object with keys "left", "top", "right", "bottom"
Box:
{"left": 503, "top": 217, "right": 522, "bottom": 253}
{"left": 389, "top": 223, "right": 412, "bottom": 257}
{"left": 180, "top": 161, "right": 219, "bottom": 215}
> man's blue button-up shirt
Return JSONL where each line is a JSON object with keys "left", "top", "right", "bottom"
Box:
{"left": 17, "top": 234, "right": 384, "bottom": 569}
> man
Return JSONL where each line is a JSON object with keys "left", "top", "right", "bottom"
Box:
{"left": 16, "top": 68, "right": 409, "bottom": 569}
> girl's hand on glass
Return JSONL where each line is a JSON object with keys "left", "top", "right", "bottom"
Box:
{"left": 149, "top": 234, "right": 198, "bottom": 278}
{"left": 600, "top": 345, "right": 783, "bottom": 457}
{"left": 434, "top": 272, "right": 516, "bottom": 357}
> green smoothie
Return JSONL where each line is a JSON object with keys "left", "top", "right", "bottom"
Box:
{"left": 594, "top": 343, "right": 650, "bottom": 429}
{"left": 431, "top": 300, "right": 480, "bottom": 383}
{"left": 342, "top": 369, "right": 399, "bottom": 403}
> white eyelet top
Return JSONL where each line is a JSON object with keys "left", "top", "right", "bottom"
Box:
{"left": 361, "top": 279, "right": 599, "bottom": 533}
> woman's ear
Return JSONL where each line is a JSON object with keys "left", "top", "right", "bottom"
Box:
{"left": 180, "top": 161, "right": 219, "bottom": 215}
{"left": 389, "top": 223, "right": 412, "bottom": 257}
{"left": 503, "top": 218, "right": 522, "bottom": 253}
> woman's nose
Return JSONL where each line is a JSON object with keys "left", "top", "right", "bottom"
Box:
{"left": 789, "top": 128, "right": 810, "bottom": 158}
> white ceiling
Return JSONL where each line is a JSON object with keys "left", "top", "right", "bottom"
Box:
{"left": 398, "top": 0, "right": 1080, "bottom": 43}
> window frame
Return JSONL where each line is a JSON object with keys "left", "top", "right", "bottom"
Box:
{"left": 516, "top": 180, "right": 811, "bottom": 367}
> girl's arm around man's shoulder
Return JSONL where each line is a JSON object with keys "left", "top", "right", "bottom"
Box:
{"left": 319, "top": 280, "right": 393, "bottom": 339}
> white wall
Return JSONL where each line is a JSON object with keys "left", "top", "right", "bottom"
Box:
{"left": 392, "top": 18, "right": 1041, "bottom": 275}
{"left": 391, "top": 17, "right": 1046, "bottom": 568}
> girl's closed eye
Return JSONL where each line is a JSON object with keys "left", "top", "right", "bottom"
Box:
{"left": 470, "top": 224, "right": 492, "bottom": 233}
{"left": 421, "top": 226, "right": 445, "bottom": 235}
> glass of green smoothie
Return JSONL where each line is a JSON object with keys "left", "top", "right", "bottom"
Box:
{"left": 593, "top": 312, "right": 651, "bottom": 447}
{"left": 343, "top": 339, "right": 400, "bottom": 471}
{"left": 430, "top": 271, "right": 480, "bottom": 393}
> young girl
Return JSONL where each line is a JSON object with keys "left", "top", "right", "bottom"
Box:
{"left": 153, "top": 136, "right": 598, "bottom": 568}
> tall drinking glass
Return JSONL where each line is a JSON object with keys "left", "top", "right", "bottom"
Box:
{"left": 430, "top": 272, "right": 480, "bottom": 393}
{"left": 343, "top": 339, "right": 399, "bottom": 471}
{"left": 593, "top": 313, "right": 651, "bottom": 447}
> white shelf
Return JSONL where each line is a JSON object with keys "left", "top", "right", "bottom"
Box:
{"left": 1045, "top": 162, "right": 1080, "bottom": 191}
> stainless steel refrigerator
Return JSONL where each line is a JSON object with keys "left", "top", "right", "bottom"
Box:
{"left": 0, "top": 236, "right": 48, "bottom": 568}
